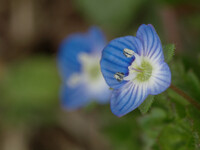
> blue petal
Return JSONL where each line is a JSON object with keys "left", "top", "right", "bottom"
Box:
{"left": 136, "top": 24, "right": 164, "bottom": 62}
{"left": 90, "top": 85, "right": 111, "bottom": 104}
{"left": 148, "top": 62, "right": 171, "bottom": 95}
{"left": 110, "top": 82, "right": 148, "bottom": 117}
{"left": 57, "top": 34, "right": 90, "bottom": 80}
{"left": 60, "top": 83, "right": 90, "bottom": 110}
{"left": 100, "top": 36, "right": 143, "bottom": 89}
{"left": 58, "top": 27, "right": 110, "bottom": 109}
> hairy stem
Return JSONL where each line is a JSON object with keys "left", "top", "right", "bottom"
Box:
{"left": 170, "top": 84, "right": 200, "bottom": 111}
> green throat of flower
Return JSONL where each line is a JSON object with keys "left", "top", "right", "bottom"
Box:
{"left": 79, "top": 52, "right": 101, "bottom": 81}
{"left": 134, "top": 60, "right": 152, "bottom": 82}
{"left": 85, "top": 63, "right": 101, "bottom": 81}
{"left": 67, "top": 53, "right": 102, "bottom": 88}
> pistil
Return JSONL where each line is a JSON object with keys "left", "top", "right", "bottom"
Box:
{"left": 128, "top": 66, "right": 143, "bottom": 73}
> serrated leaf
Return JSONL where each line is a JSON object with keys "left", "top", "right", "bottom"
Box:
{"left": 139, "top": 95, "right": 154, "bottom": 114}
{"left": 163, "top": 44, "right": 175, "bottom": 63}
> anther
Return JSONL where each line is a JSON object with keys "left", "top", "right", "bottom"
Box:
{"left": 114, "top": 72, "right": 124, "bottom": 82}
{"left": 123, "top": 48, "right": 135, "bottom": 58}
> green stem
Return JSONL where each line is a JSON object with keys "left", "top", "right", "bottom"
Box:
{"left": 170, "top": 84, "right": 200, "bottom": 111}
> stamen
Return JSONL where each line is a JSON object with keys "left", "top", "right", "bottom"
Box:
{"left": 123, "top": 48, "right": 141, "bottom": 66}
{"left": 123, "top": 48, "right": 135, "bottom": 58}
{"left": 114, "top": 72, "right": 124, "bottom": 82}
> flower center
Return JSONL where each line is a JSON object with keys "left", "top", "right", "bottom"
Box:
{"left": 114, "top": 48, "right": 153, "bottom": 82}
{"left": 130, "top": 60, "right": 152, "bottom": 82}
{"left": 67, "top": 52, "right": 101, "bottom": 87}
{"left": 79, "top": 53, "right": 101, "bottom": 81}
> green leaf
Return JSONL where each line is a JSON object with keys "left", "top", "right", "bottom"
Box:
{"left": 163, "top": 44, "right": 175, "bottom": 63}
{"left": 139, "top": 95, "right": 154, "bottom": 114}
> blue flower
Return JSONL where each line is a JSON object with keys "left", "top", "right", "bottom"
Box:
{"left": 58, "top": 27, "right": 111, "bottom": 110}
{"left": 100, "top": 24, "right": 171, "bottom": 117}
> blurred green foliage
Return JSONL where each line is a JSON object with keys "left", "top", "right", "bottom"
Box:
{"left": 74, "top": 0, "right": 147, "bottom": 34}
{"left": 0, "top": 56, "right": 60, "bottom": 125}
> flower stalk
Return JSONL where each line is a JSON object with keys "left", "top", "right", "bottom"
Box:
{"left": 170, "top": 84, "right": 200, "bottom": 111}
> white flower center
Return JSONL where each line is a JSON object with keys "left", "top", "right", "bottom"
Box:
{"left": 67, "top": 52, "right": 106, "bottom": 92}
{"left": 79, "top": 53, "right": 101, "bottom": 81}
{"left": 114, "top": 48, "right": 153, "bottom": 83}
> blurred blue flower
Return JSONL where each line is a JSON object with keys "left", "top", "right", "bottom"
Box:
{"left": 100, "top": 24, "right": 171, "bottom": 117}
{"left": 58, "top": 27, "right": 110, "bottom": 110}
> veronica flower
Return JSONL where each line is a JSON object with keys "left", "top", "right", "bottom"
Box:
{"left": 58, "top": 27, "right": 110, "bottom": 110}
{"left": 100, "top": 24, "right": 171, "bottom": 117}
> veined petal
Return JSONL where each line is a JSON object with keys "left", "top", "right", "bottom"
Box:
{"left": 136, "top": 24, "right": 164, "bottom": 62}
{"left": 110, "top": 82, "right": 148, "bottom": 117}
{"left": 100, "top": 36, "right": 143, "bottom": 89}
{"left": 148, "top": 62, "right": 171, "bottom": 95}
{"left": 60, "top": 83, "right": 90, "bottom": 110}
